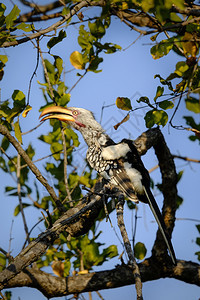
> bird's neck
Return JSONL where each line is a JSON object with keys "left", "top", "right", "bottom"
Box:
{"left": 79, "top": 123, "right": 113, "bottom": 147}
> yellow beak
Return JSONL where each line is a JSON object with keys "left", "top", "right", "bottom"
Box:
{"left": 39, "top": 106, "right": 75, "bottom": 123}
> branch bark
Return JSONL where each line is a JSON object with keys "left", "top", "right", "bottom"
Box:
{"left": 2, "top": 259, "right": 200, "bottom": 298}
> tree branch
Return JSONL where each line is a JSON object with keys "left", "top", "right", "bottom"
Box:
{"left": 152, "top": 129, "right": 178, "bottom": 262}
{"left": 1, "top": 0, "right": 105, "bottom": 48}
{"left": 116, "top": 198, "right": 143, "bottom": 300}
{"left": 2, "top": 259, "right": 200, "bottom": 298}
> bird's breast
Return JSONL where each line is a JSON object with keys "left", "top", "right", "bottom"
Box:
{"left": 86, "top": 146, "right": 116, "bottom": 174}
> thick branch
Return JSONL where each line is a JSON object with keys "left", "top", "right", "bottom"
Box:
{"left": 152, "top": 129, "right": 178, "bottom": 261}
{"left": 3, "top": 259, "right": 200, "bottom": 298}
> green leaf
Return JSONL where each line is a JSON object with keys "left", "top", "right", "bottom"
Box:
{"left": 14, "top": 203, "right": 30, "bottom": 216}
{"left": 158, "top": 100, "right": 174, "bottom": 110}
{"left": 54, "top": 55, "right": 63, "bottom": 79}
{"left": 1, "top": 136, "right": 9, "bottom": 151}
{"left": 145, "top": 109, "right": 168, "bottom": 128}
{"left": 151, "top": 39, "right": 173, "bottom": 59}
{"left": 12, "top": 90, "right": 26, "bottom": 106}
{"left": 16, "top": 23, "right": 34, "bottom": 32}
{"left": 137, "top": 96, "right": 150, "bottom": 104}
{"left": 47, "top": 30, "right": 67, "bottom": 49}
{"left": 134, "top": 242, "right": 147, "bottom": 260}
{"left": 70, "top": 51, "right": 85, "bottom": 70}
{"left": 177, "top": 170, "right": 184, "bottom": 183}
{"left": 5, "top": 5, "right": 20, "bottom": 29}
{"left": 0, "top": 253, "right": 6, "bottom": 272}
{"left": 0, "top": 3, "right": 6, "bottom": 17}
{"left": 196, "top": 224, "right": 200, "bottom": 234}
{"left": 176, "top": 195, "right": 183, "bottom": 208}
{"left": 0, "top": 55, "right": 8, "bottom": 64}
{"left": 59, "top": 93, "right": 70, "bottom": 106}
{"left": 14, "top": 119, "right": 22, "bottom": 144}
{"left": 175, "top": 61, "right": 189, "bottom": 76}
{"left": 154, "top": 74, "right": 173, "bottom": 91}
{"left": 88, "top": 56, "right": 103, "bottom": 72}
{"left": 116, "top": 97, "right": 132, "bottom": 111}
{"left": 89, "top": 20, "right": 105, "bottom": 38}
{"left": 185, "top": 97, "right": 200, "bottom": 113}
{"left": 154, "top": 86, "right": 164, "bottom": 102}
{"left": 153, "top": 110, "right": 168, "bottom": 126}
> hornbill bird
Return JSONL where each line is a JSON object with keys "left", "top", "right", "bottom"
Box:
{"left": 39, "top": 106, "right": 176, "bottom": 265}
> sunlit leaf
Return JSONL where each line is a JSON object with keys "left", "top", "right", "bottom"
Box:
{"left": 182, "top": 32, "right": 198, "bottom": 57}
{"left": 0, "top": 3, "right": 6, "bottom": 17}
{"left": 145, "top": 109, "right": 168, "bottom": 128}
{"left": 154, "top": 86, "right": 164, "bottom": 102}
{"left": 70, "top": 51, "right": 85, "bottom": 70}
{"left": 14, "top": 119, "right": 22, "bottom": 144}
{"left": 0, "top": 55, "right": 8, "bottom": 64}
{"left": 14, "top": 203, "right": 30, "bottom": 216}
{"left": 89, "top": 20, "right": 105, "bottom": 38}
{"left": 151, "top": 39, "right": 173, "bottom": 59}
{"left": 16, "top": 23, "right": 34, "bottom": 32}
{"left": 185, "top": 97, "right": 200, "bottom": 113}
{"left": 134, "top": 242, "right": 147, "bottom": 260}
{"left": 5, "top": 5, "right": 20, "bottom": 29}
{"left": 116, "top": 97, "right": 132, "bottom": 111}
{"left": 12, "top": 90, "right": 26, "bottom": 106}
{"left": 175, "top": 61, "right": 189, "bottom": 76}
{"left": 0, "top": 253, "right": 6, "bottom": 272}
{"left": 22, "top": 105, "right": 32, "bottom": 117}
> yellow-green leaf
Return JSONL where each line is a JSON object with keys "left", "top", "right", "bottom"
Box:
{"left": 0, "top": 55, "right": 8, "bottom": 64}
{"left": 14, "top": 119, "right": 22, "bottom": 144}
{"left": 134, "top": 242, "right": 147, "bottom": 260}
{"left": 22, "top": 105, "right": 32, "bottom": 118}
{"left": 116, "top": 97, "right": 132, "bottom": 111}
{"left": 16, "top": 23, "right": 34, "bottom": 32}
{"left": 5, "top": 5, "right": 20, "bottom": 29}
{"left": 70, "top": 51, "right": 85, "bottom": 70}
{"left": 185, "top": 97, "right": 200, "bottom": 113}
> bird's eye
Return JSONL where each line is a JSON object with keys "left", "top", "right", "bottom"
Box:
{"left": 73, "top": 110, "right": 78, "bottom": 116}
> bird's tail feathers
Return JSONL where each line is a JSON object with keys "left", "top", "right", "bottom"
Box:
{"left": 143, "top": 186, "right": 177, "bottom": 265}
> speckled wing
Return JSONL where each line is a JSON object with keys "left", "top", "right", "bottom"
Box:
{"left": 110, "top": 162, "right": 139, "bottom": 203}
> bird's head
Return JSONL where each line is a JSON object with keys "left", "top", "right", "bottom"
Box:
{"left": 39, "top": 106, "right": 103, "bottom": 133}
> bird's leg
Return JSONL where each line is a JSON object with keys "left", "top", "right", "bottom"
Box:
{"left": 102, "top": 185, "right": 113, "bottom": 227}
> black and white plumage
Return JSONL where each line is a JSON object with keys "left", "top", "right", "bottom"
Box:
{"left": 39, "top": 106, "right": 176, "bottom": 265}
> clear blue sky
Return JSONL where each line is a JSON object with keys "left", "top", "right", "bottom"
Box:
{"left": 1, "top": 1, "right": 200, "bottom": 299}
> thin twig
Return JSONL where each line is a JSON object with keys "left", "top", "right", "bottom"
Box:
{"left": 68, "top": 70, "right": 87, "bottom": 94}
{"left": 169, "top": 92, "right": 183, "bottom": 129}
{"left": 39, "top": 46, "right": 54, "bottom": 99}
{"left": 27, "top": 38, "right": 40, "bottom": 105}
{"left": 61, "top": 127, "right": 73, "bottom": 207}
{"left": 116, "top": 197, "right": 143, "bottom": 300}
{"left": 17, "top": 152, "right": 30, "bottom": 244}
{"left": 8, "top": 220, "right": 14, "bottom": 257}
{"left": 173, "top": 154, "right": 200, "bottom": 163}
